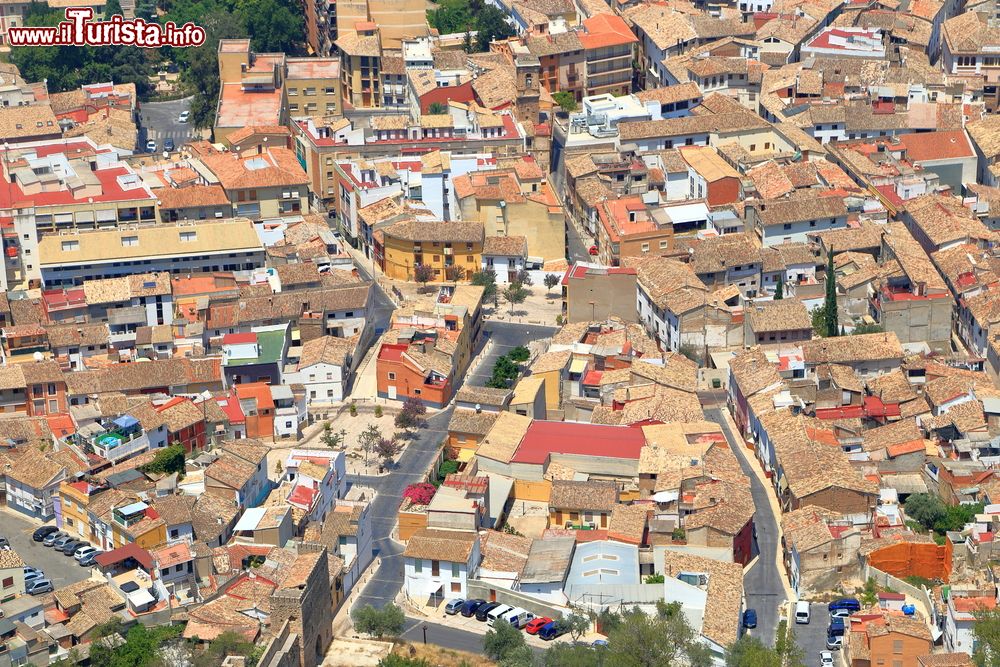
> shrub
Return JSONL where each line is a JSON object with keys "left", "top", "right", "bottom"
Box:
{"left": 403, "top": 483, "right": 436, "bottom": 505}
{"left": 374, "top": 405, "right": 383, "bottom": 418}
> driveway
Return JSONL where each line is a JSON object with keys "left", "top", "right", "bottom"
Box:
{"left": 1, "top": 510, "right": 92, "bottom": 590}
{"left": 465, "top": 321, "right": 558, "bottom": 386}
{"left": 704, "top": 407, "right": 787, "bottom": 647}
{"left": 348, "top": 406, "right": 454, "bottom": 610}
{"left": 139, "top": 96, "right": 195, "bottom": 152}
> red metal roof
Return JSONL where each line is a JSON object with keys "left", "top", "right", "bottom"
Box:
{"left": 511, "top": 420, "right": 647, "bottom": 464}
{"left": 94, "top": 543, "right": 154, "bottom": 571}
{"left": 222, "top": 332, "right": 258, "bottom": 345}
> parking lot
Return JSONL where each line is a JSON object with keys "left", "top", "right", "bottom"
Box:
{"left": 427, "top": 608, "right": 572, "bottom": 650}
{"left": 795, "top": 603, "right": 842, "bottom": 667}
{"left": 1, "top": 509, "right": 93, "bottom": 590}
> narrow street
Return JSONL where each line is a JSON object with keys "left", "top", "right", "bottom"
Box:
{"left": 704, "top": 406, "right": 787, "bottom": 647}
{"left": 348, "top": 406, "right": 454, "bottom": 610}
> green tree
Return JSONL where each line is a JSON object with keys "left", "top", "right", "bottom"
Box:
{"left": 905, "top": 493, "right": 948, "bottom": 532}
{"left": 140, "top": 444, "right": 186, "bottom": 476}
{"left": 852, "top": 322, "right": 884, "bottom": 334}
{"left": 543, "top": 644, "right": 602, "bottom": 666}
{"left": 503, "top": 283, "right": 529, "bottom": 316}
{"left": 552, "top": 91, "right": 578, "bottom": 113}
{"left": 462, "top": 30, "right": 474, "bottom": 53}
{"left": 239, "top": 0, "right": 303, "bottom": 53}
{"left": 974, "top": 606, "right": 1000, "bottom": 667}
{"left": 486, "top": 354, "right": 520, "bottom": 389}
{"left": 352, "top": 604, "right": 406, "bottom": 639}
{"left": 644, "top": 573, "right": 665, "bottom": 584}
{"left": 508, "top": 345, "right": 530, "bottom": 362}
{"left": 471, "top": 268, "right": 498, "bottom": 301}
{"left": 499, "top": 645, "right": 534, "bottom": 667}
{"left": 543, "top": 273, "right": 560, "bottom": 293}
{"left": 728, "top": 622, "right": 805, "bottom": 667}
{"left": 484, "top": 619, "right": 525, "bottom": 662}
{"left": 428, "top": 102, "right": 448, "bottom": 114}
{"left": 104, "top": 0, "right": 123, "bottom": 17}
{"left": 475, "top": 5, "right": 514, "bottom": 50}
{"left": 557, "top": 613, "right": 590, "bottom": 642}
{"left": 823, "top": 248, "right": 839, "bottom": 337}
{"left": 774, "top": 276, "right": 784, "bottom": 300}
{"left": 88, "top": 622, "right": 183, "bottom": 667}
{"left": 859, "top": 577, "right": 879, "bottom": 607}
{"left": 321, "top": 422, "right": 346, "bottom": 449}
{"left": 605, "top": 605, "right": 712, "bottom": 667}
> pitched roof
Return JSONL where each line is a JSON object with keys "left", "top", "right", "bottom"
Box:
{"left": 402, "top": 528, "right": 477, "bottom": 562}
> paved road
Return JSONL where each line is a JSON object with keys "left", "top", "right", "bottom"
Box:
{"left": 465, "top": 321, "right": 558, "bottom": 386}
{"left": 400, "top": 617, "right": 547, "bottom": 657}
{"left": 139, "top": 96, "right": 194, "bottom": 152}
{"left": 705, "top": 407, "right": 786, "bottom": 647}
{"left": 795, "top": 604, "right": 835, "bottom": 666}
{"left": 1, "top": 510, "right": 91, "bottom": 590}
{"left": 348, "top": 406, "right": 455, "bottom": 610}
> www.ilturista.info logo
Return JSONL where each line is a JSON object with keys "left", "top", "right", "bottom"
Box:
{"left": 8, "top": 8, "right": 205, "bottom": 47}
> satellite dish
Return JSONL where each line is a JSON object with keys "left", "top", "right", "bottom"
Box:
{"left": 32, "top": 351, "right": 43, "bottom": 362}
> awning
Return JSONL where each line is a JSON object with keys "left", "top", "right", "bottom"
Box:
{"left": 456, "top": 448, "right": 475, "bottom": 463}
{"left": 569, "top": 358, "right": 588, "bottom": 374}
{"left": 651, "top": 490, "right": 680, "bottom": 503}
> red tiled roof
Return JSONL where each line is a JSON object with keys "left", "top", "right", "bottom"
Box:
{"left": 94, "top": 543, "right": 154, "bottom": 571}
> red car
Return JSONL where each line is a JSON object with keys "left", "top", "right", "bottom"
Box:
{"left": 525, "top": 617, "right": 553, "bottom": 635}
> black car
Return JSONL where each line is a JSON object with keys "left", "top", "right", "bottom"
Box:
{"left": 460, "top": 599, "right": 486, "bottom": 617}
{"left": 475, "top": 602, "right": 502, "bottom": 622}
{"left": 61, "top": 540, "right": 85, "bottom": 556}
{"left": 164, "top": 138, "right": 175, "bottom": 152}
{"left": 32, "top": 526, "right": 58, "bottom": 542}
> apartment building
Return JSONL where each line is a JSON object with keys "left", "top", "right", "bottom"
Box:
{"left": 377, "top": 221, "right": 484, "bottom": 282}
{"left": 214, "top": 40, "right": 287, "bottom": 145}
{"left": 337, "top": 25, "right": 382, "bottom": 110}
{"left": 578, "top": 14, "right": 637, "bottom": 98}
{"left": 0, "top": 137, "right": 157, "bottom": 291}
{"left": 286, "top": 57, "right": 342, "bottom": 118}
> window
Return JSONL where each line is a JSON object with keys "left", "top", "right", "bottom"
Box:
{"left": 2, "top": 577, "right": 12, "bottom": 589}
{"left": 48, "top": 383, "right": 56, "bottom": 395}
{"left": 170, "top": 529, "right": 179, "bottom": 539}
{"left": 179, "top": 231, "right": 197, "bottom": 242}
{"left": 451, "top": 582, "right": 461, "bottom": 593}
{"left": 659, "top": 240, "right": 668, "bottom": 249}
{"left": 61, "top": 240, "right": 79, "bottom": 251}
{"left": 285, "top": 421, "right": 293, "bottom": 428}
{"left": 641, "top": 243, "right": 649, "bottom": 252}
{"left": 121, "top": 235, "right": 139, "bottom": 247}
{"left": 414, "top": 389, "right": 422, "bottom": 395}
{"left": 783, "top": 224, "right": 791, "bottom": 230}
{"left": 388, "top": 372, "right": 396, "bottom": 380}
{"left": 892, "top": 641, "right": 903, "bottom": 654}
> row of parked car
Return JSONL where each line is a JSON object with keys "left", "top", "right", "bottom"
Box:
{"left": 445, "top": 598, "right": 569, "bottom": 640}
{"left": 794, "top": 597, "right": 862, "bottom": 654}
{"left": 33, "top": 526, "right": 103, "bottom": 567}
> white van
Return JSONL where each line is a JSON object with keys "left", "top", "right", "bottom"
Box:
{"left": 487, "top": 605, "right": 514, "bottom": 626}
{"left": 502, "top": 607, "right": 535, "bottom": 629}
{"left": 795, "top": 601, "right": 810, "bottom": 625}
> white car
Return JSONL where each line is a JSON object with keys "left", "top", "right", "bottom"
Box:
{"left": 178, "top": 110, "right": 190, "bottom": 123}
{"left": 820, "top": 651, "right": 835, "bottom": 667}
{"left": 145, "top": 139, "right": 157, "bottom": 153}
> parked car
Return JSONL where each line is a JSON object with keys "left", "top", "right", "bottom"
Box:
{"left": 820, "top": 651, "right": 834, "bottom": 667}
{"left": 33, "top": 526, "right": 58, "bottom": 542}
{"left": 50, "top": 535, "right": 73, "bottom": 550}
{"left": 164, "top": 138, "right": 175, "bottom": 152}
{"left": 486, "top": 605, "right": 514, "bottom": 627}
{"left": 26, "top": 579, "right": 53, "bottom": 595}
{"left": 79, "top": 551, "right": 102, "bottom": 567}
{"left": 444, "top": 599, "right": 465, "bottom": 615}
{"left": 43, "top": 531, "right": 66, "bottom": 547}
{"left": 0, "top": 537, "right": 8, "bottom": 549}
{"left": 828, "top": 617, "right": 846, "bottom": 637}
{"left": 826, "top": 634, "right": 843, "bottom": 650}
{"left": 145, "top": 139, "right": 157, "bottom": 153}
{"left": 538, "top": 622, "right": 566, "bottom": 641}
{"left": 743, "top": 609, "right": 758, "bottom": 629}
{"left": 502, "top": 608, "right": 534, "bottom": 629}
{"left": 23, "top": 567, "right": 40, "bottom": 576}
{"left": 62, "top": 540, "right": 85, "bottom": 556}
{"left": 23, "top": 571, "right": 44, "bottom": 583}
{"left": 178, "top": 110, "right": 190, "bottom": 123}
{"left": 475, "top": 602, "right": 502, "bottom": 622}
{"left": 460, "top": 599, "right": 486, "bottom": 617}
{"left": 74, "top": 545, "right": 99, "bottom": 562}
{"left": 525, "top": 617, "right": 552, "bottom": 635}
{"left": 794, "top": 600, "right": 810, "bottom": 625}
{"left": 828, "top": 598, "right": 861, "bottom": 617}
{"left": 591, "top": 639, "right": 609, "bottom": 648}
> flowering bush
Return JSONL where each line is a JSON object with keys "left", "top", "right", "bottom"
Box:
{"left": 403, "top": 482, "right": 436, "bottom": 505}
